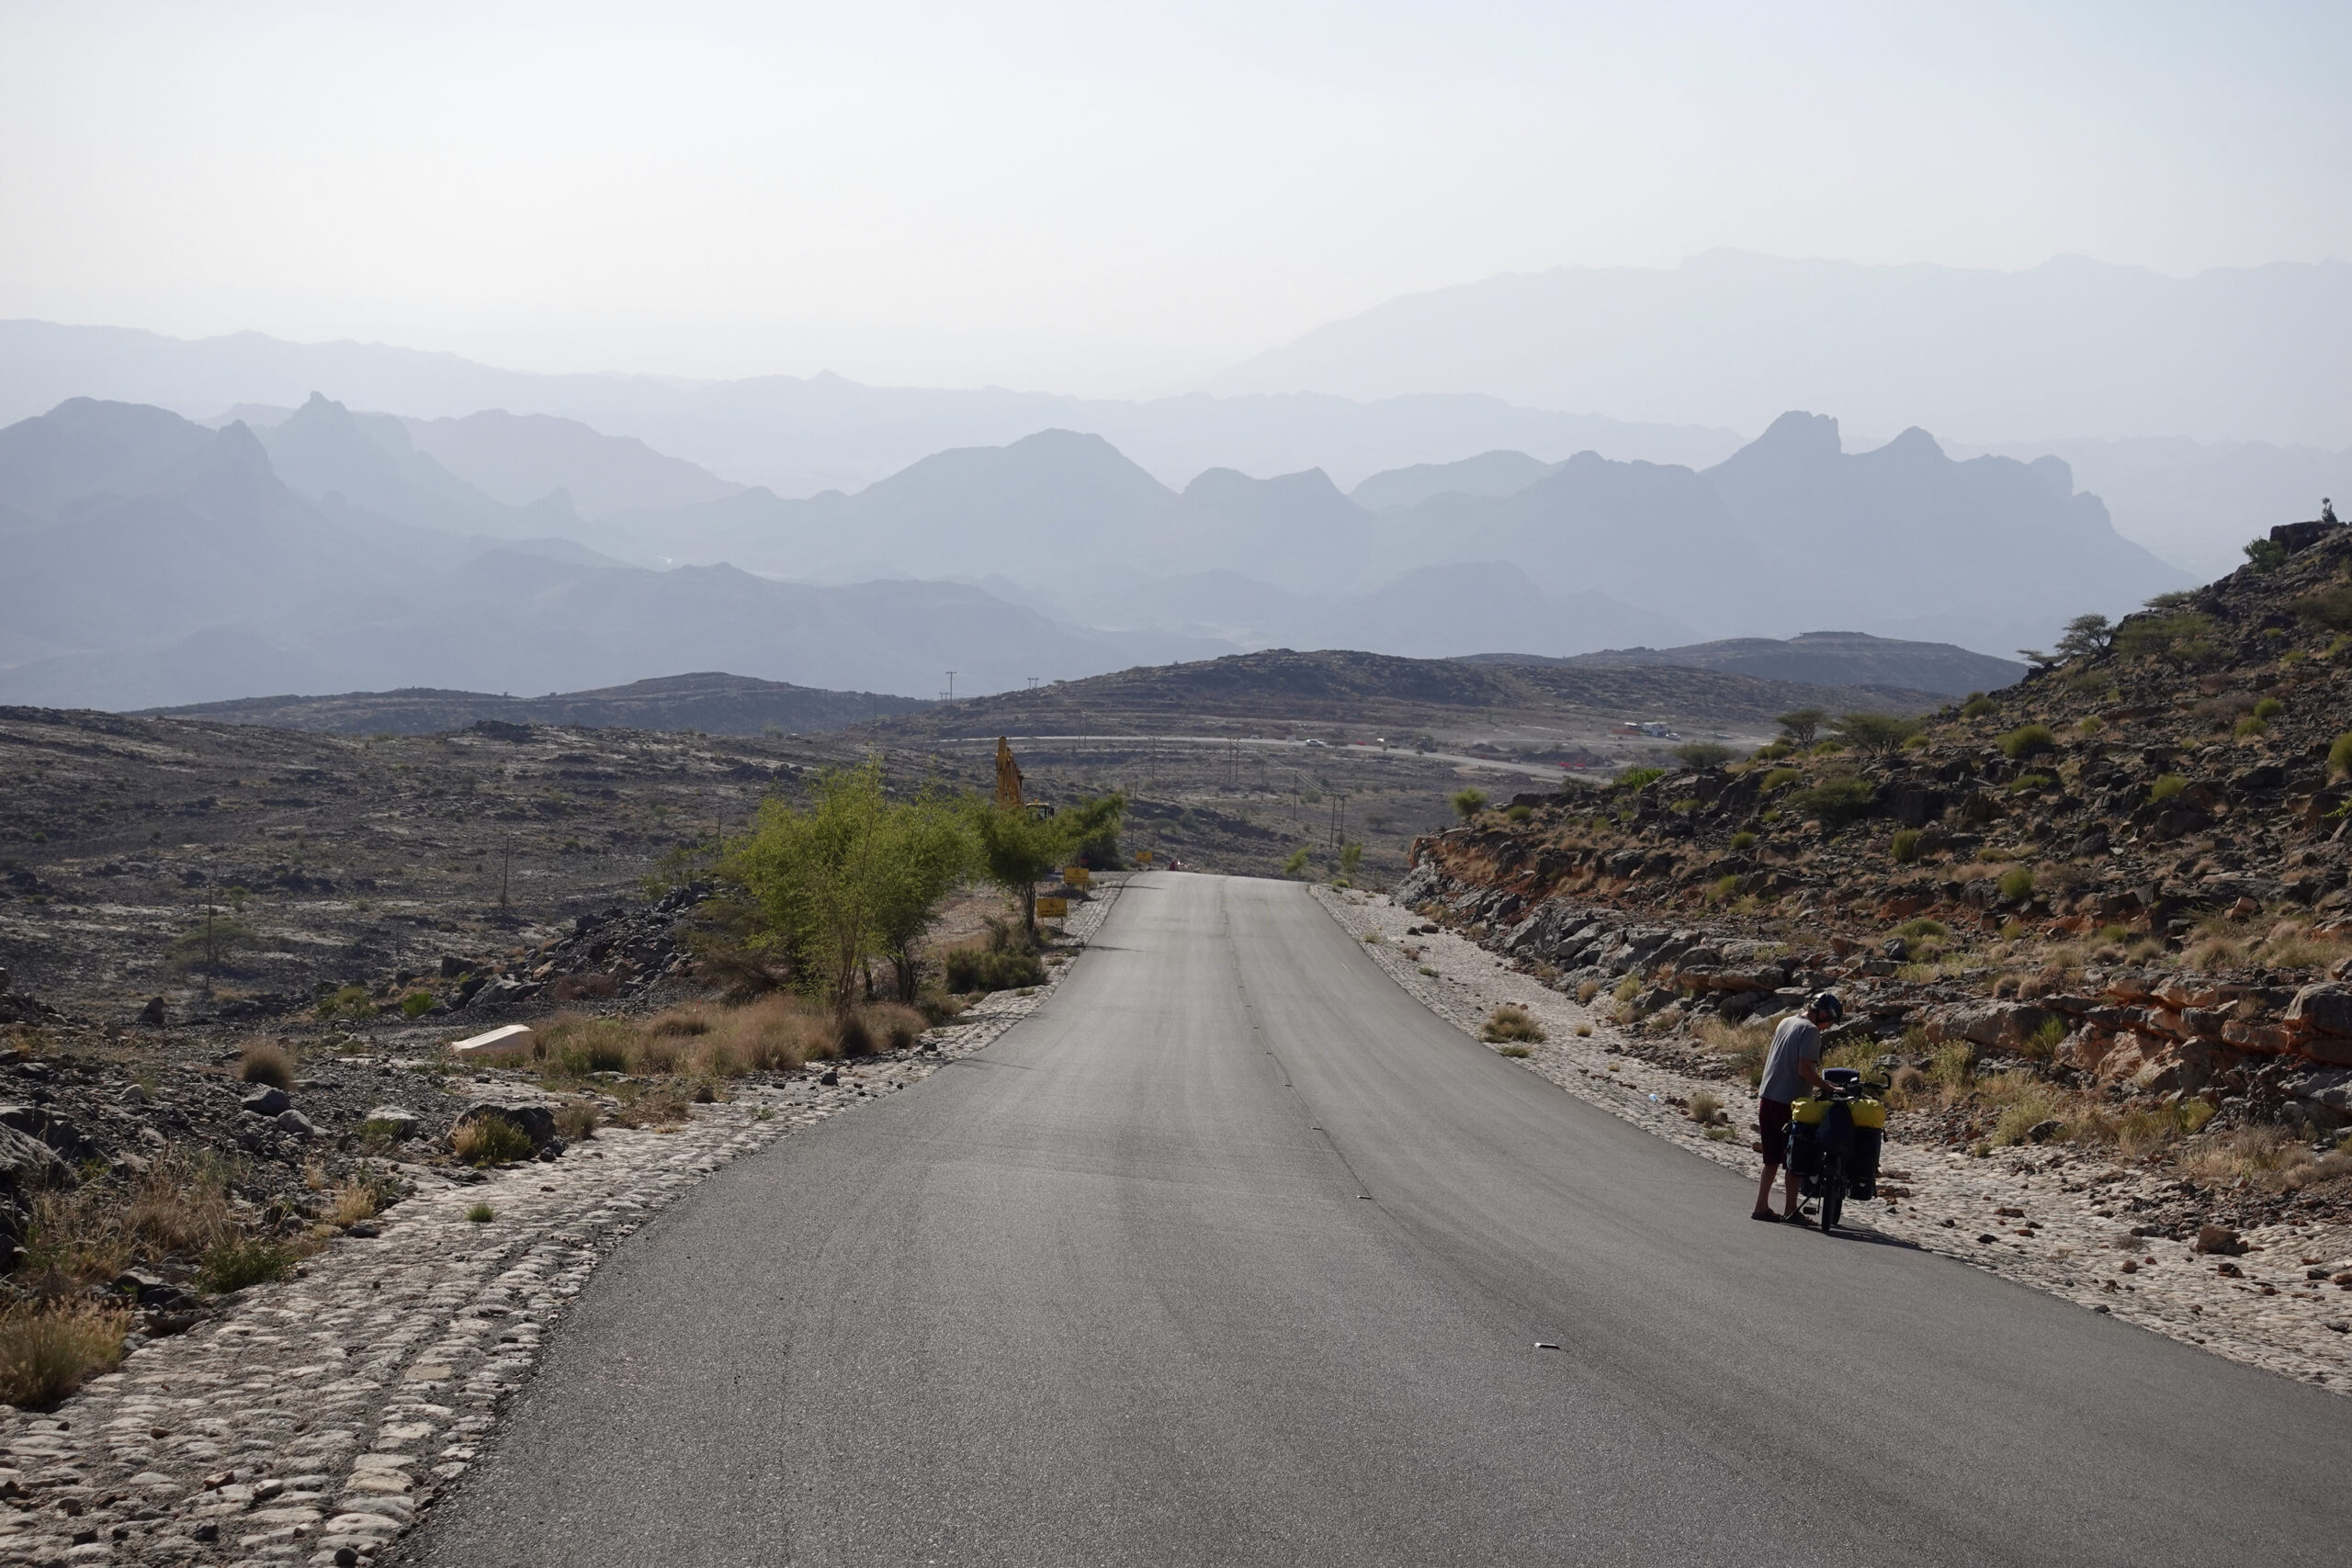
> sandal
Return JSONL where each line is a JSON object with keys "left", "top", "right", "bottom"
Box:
{"left": 1749, "top": 1209, "right": 1781, "bottom": 1223}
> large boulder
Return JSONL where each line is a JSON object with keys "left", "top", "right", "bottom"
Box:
{"left": 0, "top": 1124, "right": 64, "bottom": 1190}
{"left": 2286, "top": 983, "right": 2352, "bottom": 1039}
{"left": 454, "top": 1099, "right": 558, "bottom": 1147}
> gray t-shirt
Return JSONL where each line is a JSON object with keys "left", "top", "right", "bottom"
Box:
{"left": 1758, "top": 1014, "right": 1822, "bottom": 1105}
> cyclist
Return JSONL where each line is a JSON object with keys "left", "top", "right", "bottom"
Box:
{"left": 1751, "top": 991, "right": 1842, "bottom": 1224}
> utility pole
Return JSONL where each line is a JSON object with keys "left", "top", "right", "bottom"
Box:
{"left": 499, "top": 835, "right": 513, "bottom": 908}
{"left": 946, "top": 671, "right": 956, "bottom": 702}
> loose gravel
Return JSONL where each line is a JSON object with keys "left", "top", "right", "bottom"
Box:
{"left": 0, "top": 886, "right": 1124, "bottom": 1567}
{"left": 1312, "top": 885, "right": 2352, "bottom": 1396}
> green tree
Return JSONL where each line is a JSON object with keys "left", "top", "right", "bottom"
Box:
{"left": 2242, "top": 536, "right": 2290, "bottom": 572}
{"left": 1281, "top": 846, "right": 1311, "bottom": 877}
{"left": 1775, "top": 708, "right": 1827, "bottom": 745}
{"left": 1450, "top": 787, "right": 1488, "bottom": 821}
{"left": 168, "top": 907, "right": 254, "bottom": 981}
{"left": 972, "top": 793, "right": 1126, "bottom": 939}
{"left": 872, "top": 790, "right": 975, "bottom": 1001}
{"left": 1672, "top": 741, "right": 1735, "bottom": 769}
{"left": 724, "top": 761, "right": 968, "bottom": 1019}
{"left": 1338, "top": 841, "right": 1363, "bottom": 881}
{"left": 1833, "top": 712, "right": 1923, "bottom": 753}
{"left": 2054, "top": 613, "right": 2114, "bottom": 660}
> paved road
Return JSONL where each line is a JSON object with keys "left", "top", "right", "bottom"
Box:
{"left": 935, "top": 732, "right": 1591, "bottom": 780}
{"left": 405, "top": 874, "right": 2352, "bottom": 1567}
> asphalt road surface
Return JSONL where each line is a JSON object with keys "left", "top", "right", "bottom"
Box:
{"left": 404, "top": 874, "right": 2352, "bottom": 1567}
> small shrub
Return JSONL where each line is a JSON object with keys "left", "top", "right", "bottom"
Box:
{"left": 198, "top": 1236, "right": 297, "bottom": 1295}
{"left": 399, "top": 991, "right": 437, "bottom": 1019}
{"left": 1761, "top": 767, "right": 1803, "bottom": 792}
{"left": 451, "top": 1115, "right": 536, "bottom": 1168}
{"left": 1687, "top": 1089, "right": 1723, "bottom": 1125}
{"left": 329, "top": 1181, "right": 383, "bottom": 1227}
{"left": 1836, "top": 712, "right": 1923, "bottom": 753}
{"left": 1673, "top": 741, "right": 1735, "bottom": 769}
{"left": 1615, "top": 767, "right": 1665, "bottom": 793}
{"left": 2252, "top": 696, "right": 2284, "bottom": 720}
{"left": 1997, "top": 724, "right": 2056, "bottom": 760}
{"left": 238, "top": 1044, "right": 296, "bottom": 1089}
{"left": 861, "top": 1003, "right": 926, "bottom": 1052}
{"left": 2294, "top": 584, "right": 2352, "bottom": 632}
{"left": 1496, "top": 1043, "right": 1532, "bottom": 1058}
{"left": 466, "top": 1202, "right": 494, "bottom": 1224}
{"left": 314, "top": 985, "right": 377, "bottom": 1021}
{"left": 1451, "top": 787, "right": 1489, "bottom": 821}
{"left": 1575, "top": 1022, "right": 1593, "bottom": 1037}
{"left": 1575, "top": 980, "right": 1602, "bottom": 1004}
{"left": 2021, "top": 1016, "right": 2069, "bottom": 1061}
{"left": 1790, "top": 777, "right": 1875, "bottom": 829}
{"left": 1926, "top": 1044, "right": 1974, "bottom": 1091}
{"left": 1960, "top": 694, "right": 1997, "bottom": 719}
{"left": 2148, "top": 773, "right": 2188, "bottom": 804}
{"left": 2329, "top": 733, "right": 2352, "bottom": 779}
{"left": 555, "top": 1099, "right": 601, "bottom": 1140}
{"left": 1281, "top": 847, "right": 1311, "bottom": 877}
{"left": 0, "top": 1303, "right": 130, "bottom": 1409}
{"left": 2235, "top": 716, "right": 2268, "bottom": 739}
{"left": 1729, "top": 830, "right": 1757, "bottom": 851}
{"left": 834, "top": 1013, "right": 876, "bottom": 1056}
{"left": 2076, "top": 716, "right": 2104, "bottom": 736}
{"left": 1505, "top": 803, "right": 1532, "bottom": 824}
{"left": 945, "top": 947, "right": 1045, "bottom": 993}
{"left": 1890, "top": 829, "right": 1923, "bottom": 863}
{"left": 1481, "top": 1004, "right": 1545, "bottom": 1043}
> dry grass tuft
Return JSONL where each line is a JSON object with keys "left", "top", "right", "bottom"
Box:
{"left": 19, "top": 1150, "right": 241, "bottom": 1294}
{"left": 1480, "top": 1004, "right": 1546, "bottom": 1043}
{"left": 554, "top": 1099, "right": 601, "bottom": 1141}
{"left": 0, "top": 1302, "right": 130, "bottom": 1409}
{"left": 451, "top": 1116, "right": 536, "bottom": 1168}
{"left": 1687, "top": 1090, "right": 1724, "bottom": 1125}
{"left": 533, "top": 996, "right": 847, "bottom": 1083}
{"left": 237, "top": 1043, "right": 295, "bottom": 1089}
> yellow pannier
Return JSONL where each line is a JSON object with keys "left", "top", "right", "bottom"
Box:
{"left": 1792, "top": 1097, "right": 1829, "bottom": 1125}
{"left": 1850, "top": 1098, "right": 1887, "bottom": 1131}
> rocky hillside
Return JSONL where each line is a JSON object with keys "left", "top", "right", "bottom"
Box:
{"left": 142, "top": 671, "right": 928, "bottom": 738}
{"left": 1396, "top": 521, "right": 2352, "bottom": 1227}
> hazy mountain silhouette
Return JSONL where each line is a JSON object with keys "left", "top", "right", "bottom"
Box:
{"left": 0, "top": 320, "right": 1743, "bottom": 496}
{"left": 0, "top": 400, "right": 1229, "bottom": 707}
{"left": 401, "top": 409, "right": 742, "bottom": 519}
{"left": 1349, "top": 450, "right": 1562, "bottom": 513}
{"left": 1213, "top": 251, "right": 2352, "bottom": 448}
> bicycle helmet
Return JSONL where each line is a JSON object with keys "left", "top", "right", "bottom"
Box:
{"left": 1807, "top": 990, "right": 1846, "bottom": 1023}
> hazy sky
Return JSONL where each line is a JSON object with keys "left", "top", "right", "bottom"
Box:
{"left": 3, "top": 1, "right": 2347, "bottom": 396}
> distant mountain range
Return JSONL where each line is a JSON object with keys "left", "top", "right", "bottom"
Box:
{"left": 605, "top": 412, "right": 2182, "bottom": 655}
{"left": 0, "top": 319, "right": 1742, "bottom": 498}
{"left": 6, "top": 314, "right": 2341, "bottom": 578}
{"left": 0, "top": 400, "right": 1223, "bottom": 708}
{"left": 0, "top": 391, "right": 2185, "bottom": 709}
{"left": 1213, "top": 250, "right": 2352, "bottom": 450}
{"left": 141, "top": 672, "right": 924, "bottom": 737}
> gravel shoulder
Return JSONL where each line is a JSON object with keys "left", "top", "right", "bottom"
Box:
{"left": 0, "top": 884, "right": 1124, "bottom": 1568}
{"left": 1309, "top": 884, "right": 2352, "bottom": 1394}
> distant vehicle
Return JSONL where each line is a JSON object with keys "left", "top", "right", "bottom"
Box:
{"left": 1304, "top": 739, "right": 1328, "bottom": 747}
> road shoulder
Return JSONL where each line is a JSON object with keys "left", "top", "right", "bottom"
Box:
{"left": 1309, "top": 883, "right": 2352, "bottom": 1395}
{"left": 0, "top": 883, "right": 1125, "bottom": 1567}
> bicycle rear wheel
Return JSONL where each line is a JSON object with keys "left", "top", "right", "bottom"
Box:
{"left": 1821, "top": 1168, "right": 1846, "bottom": 1231}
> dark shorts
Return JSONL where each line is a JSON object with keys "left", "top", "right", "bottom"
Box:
{"left": 1759, "top": 1098, "right": 1793, "bottom": 1166}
